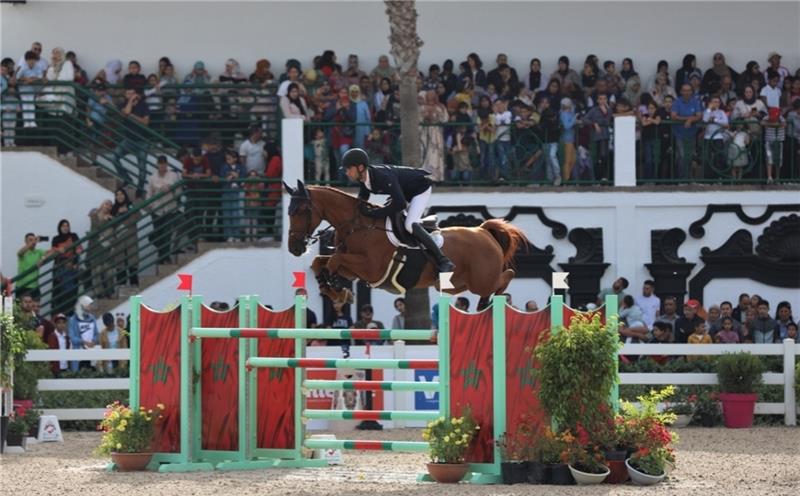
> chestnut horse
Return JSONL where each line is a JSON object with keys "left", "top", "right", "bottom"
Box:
{"left": 284, "top": 181, "right": 529, "bottom": 304}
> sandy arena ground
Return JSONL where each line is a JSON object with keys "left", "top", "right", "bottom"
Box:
{"left": 1, "top": 427, "right": 799, "bottom": 496}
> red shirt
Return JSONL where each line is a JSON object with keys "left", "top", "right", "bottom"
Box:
{"left": 265, "top": 156, "right": 283, "bottom": 207}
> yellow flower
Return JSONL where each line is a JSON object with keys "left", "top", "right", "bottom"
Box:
{"left": 455, "top": 440, "right": 461, "bottom": 445}
{"left": 438, "top": 416, "right": 445, "bottom": 423}
{"left": 139, "top": 406, "right": 146, "bottom": 410}
{"left": 422, "top": 432, "right": 429, "bottom": 441}
{"left": 148, "top": 409, "right": 153, "bottom": 414}
{"left": 117, "top": 425, "right": 126, "bottom": 432}
{"left": 145, "top": 416, "right": 152, "bottom": 422}
{"left": 455, "top": 428, "right": 461, "bottom": 434}
{"left": 120, "top": 419, "right": 127, "bottom": 427}
{"left": 443, "top": 436, "right": 450, "bottom": 443}
{"left": 116, "top": 443, "right": 122, "bottom": 450}
{"left": 451, "top": 418, "right": 457, "bottom": 425}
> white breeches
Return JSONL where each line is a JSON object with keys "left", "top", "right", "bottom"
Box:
{"left": 404, "top": 187, "right": 431, "bottom": 233}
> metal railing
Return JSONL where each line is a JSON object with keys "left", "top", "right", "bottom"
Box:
{"left": 302, "top": 120, "right": 611, "bottom": 186}
{"left": 636, "top": 119, "right": 799, "bottom": 184}
{"left": 10, "top": 177, "right": 282, "bottom": 316}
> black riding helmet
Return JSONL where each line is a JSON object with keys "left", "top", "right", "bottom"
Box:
{"left": 341, "top": 148, "right": 370, "bottom": 170}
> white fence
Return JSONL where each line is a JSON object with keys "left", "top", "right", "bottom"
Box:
{"left": 22, "top": 340, "right": 799, "bottom": 425}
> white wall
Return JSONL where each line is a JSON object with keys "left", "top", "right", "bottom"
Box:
{"left": 0, "top": 152, "right": 113, "bottom": 276}
{"left": 2, "top": 1, "right": 797, "bottom": 83}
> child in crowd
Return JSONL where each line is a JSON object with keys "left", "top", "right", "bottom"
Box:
{"left": 476, "top": 96, "right": 496, "bottom": 179}
{"left": 363, "top": 127, "right": 390, "bottom": 165}
{"left": 787, "top": 323, "right": 798, "bottom": 343}
{"left": 714, "top": 316, "right": 740, "bottom": 344}
{"left": 492, "top": 99, "right": 512, "bottom": 180}
{"left": 46, "top": 313, "right": 70, "bottom": 377}
{"left": 449, "top": 125, "right": 474, "bottom": 182}
{"left": 220, "top": 149, "right": 247, "bottom": 241}
{"left": 243, "top": 169, "right": 265, "bottom": 241}
{"left": 763, "top": 110, "right": 786, "bottom": 183}
{"left": 99, "top": 312, "right": 128, "bottom": 372}
{"left": 687, "top": 321, "right": 712, "bottom": 361}
{"left": 559, "top": 98, "right": 577, "bottom": 182}
{"left": 310, "top": 127, "right": 331, "bottom": 181}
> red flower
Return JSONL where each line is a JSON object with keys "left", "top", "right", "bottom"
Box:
{"left": 575, "top": 423, "right": 591, "bottom": 445}
{"left": 687, "top": 394, "right": 697, "bottom": 403}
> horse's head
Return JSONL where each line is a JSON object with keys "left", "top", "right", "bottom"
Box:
{"left": 284, "top": 179, "right": 322, "bottom": 256}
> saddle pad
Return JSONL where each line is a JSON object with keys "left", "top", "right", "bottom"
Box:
{"left": 385, "top": 217, "right": 444, "bottom": 249}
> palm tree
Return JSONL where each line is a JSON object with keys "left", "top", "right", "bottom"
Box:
{"left": 384, "top": 0, "right": 430, "bottom": 329}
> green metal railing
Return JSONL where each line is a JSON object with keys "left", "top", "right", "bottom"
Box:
{"left": 302, "top": 120, "right": 608, "bottom": 186}
{"left": 11, "top": 177, "right": 282, "bottom": 316}
{"left": 636, "top": 119, "right": 799, "bottom": 184}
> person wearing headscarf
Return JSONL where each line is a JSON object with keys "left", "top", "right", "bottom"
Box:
{"left": 370, "top": 54, "right": 398, "bottom": 87}
{"left": 526, "top": 58, "right": 547, "bottom": 93}
{"left": 647, "top": 70, "right": 677, "bottom": 106}
{"left": 249, "top": 59, "right": 274, "bottom": 85}
{"left": 51, "top": 219, "right": 82, "bottom": 315}
{"left": 280, "top": 82, "right": 310, "bottom": 120}
{"left": 419, "top": 90, "right": 448, "bottom": 181}
{"left": 738, "top": 61, "right": 766, "bottom": 96}
{"left": 41, "top": 47, "right": 76, "bottom": 152}
{"left": 674, "top": 54, "right": 702, "bottom": 94}
{"left": 701, "top": 52, "right": 739, "bottom": 95}
{"left": 349, "top": 84, "right": 371, "bottom": 148}
{"left": 620, "top": 58, "right": 638, "bottom": 83}
{"left": 96, "top": 59, "right": 122, "bottom": 84}
{"left": 183, "top": 61, "right": 211, "bottom": 85}
{"left": 220, "top": 58, "right": 247, "bottom": 84}
{"left": 559, "top": 97, "right": 577, "bottom": 181}
{"left": 622, "top": 77, "right": 644, "bottom": 107}
{"left": 549, "top": 55, "right": 582, "bottom": 90}
{"left": 111, "top": 188, "right": 140, "bottom": 286}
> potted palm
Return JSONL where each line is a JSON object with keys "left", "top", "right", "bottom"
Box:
{"left": 716, "top": 352, "right": 763, "bottom": 428}
{"left": 421, "top": 410, "right": 479, "bottom": 483}
{"left": 96, "top": 401, "right": 165, "bottom": 471}
{"left": 561, "top": 428, "right": 609, "bottom": 484}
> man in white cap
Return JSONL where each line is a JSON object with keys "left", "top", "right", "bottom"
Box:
{"left": 764, "top": 52, "right": 789, "bottom": 88}
{"left": 67, "top": 295, "right": 99, "bottom": 371}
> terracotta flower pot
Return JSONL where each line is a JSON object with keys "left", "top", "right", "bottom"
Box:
{"left": 426, "top": 462, "right": 468, "bottom": 483}
{"left": 604, "top": 459, "right": 630, "bottom": 484}
{"left": 719, "top": 392, "right": 758, "bottom": 428}
{"left": 111, "top": 452, "right": 154, "bottom": 471}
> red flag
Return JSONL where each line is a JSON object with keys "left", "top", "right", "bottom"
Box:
{"left": 291, "top": 271, "right": 306, "bottom": 289}
{"left": 177, "top": 273, "right": 193, "bottom": 292}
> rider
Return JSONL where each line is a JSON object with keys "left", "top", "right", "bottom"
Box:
{"left": 341, "top": 147, "right": 455, "bottom": 273}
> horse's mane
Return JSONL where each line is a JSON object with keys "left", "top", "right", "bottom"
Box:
{"left": 308, "top": 185, "right": 360, "bottom": 205}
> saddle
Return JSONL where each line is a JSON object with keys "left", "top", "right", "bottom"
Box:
{"left": 388, "top": 212, "right": 440, "bottom": 248}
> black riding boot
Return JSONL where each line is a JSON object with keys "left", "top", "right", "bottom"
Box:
{"left": 411, "top": 223, "right": 455, "bottom": 273}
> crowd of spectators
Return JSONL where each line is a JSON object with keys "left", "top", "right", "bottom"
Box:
{"left": 3, "top": 43, "right": 799, "bottom": 185}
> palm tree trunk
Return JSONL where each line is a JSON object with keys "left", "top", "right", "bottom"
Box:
{"left": 384, "top": 0, "right": 430, "bottom": 329}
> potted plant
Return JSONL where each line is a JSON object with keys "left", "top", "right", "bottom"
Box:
{"left": 496, "top": 428, "right": 531, "bottom": 484}
{"left": 527, "top": 426, "right": 565, "bottom": 484}
{"left": 561, "top": 428, "right": 609, "bottom": 484}
{"left": 534, "top": 314, "right": 621, "bottom": 429}
{"left": 421, "top": 410, "right": 479, "bottom": 483}
{"left": 688, "top": 391, "right": 720, "bottom": 427}
{"left": 665, "top": 400, "right": 693, "bottom": 427}
{"left": 96, "top": 401, "right": 164, "bottom": 471}
{"left": 6, "top": 413, "right": 29, "bottom": 449}
{"left": 716, "top": 352, "right": 764, "bottom": 428}
{"left": 0, "top": 311, "right": 27, "bottom": 452}
{"left": 626, "top": 446, "right": 674, "bottom": 485}
{"left": 22, "top": 407, "right": 41, "bottom": 438}
{"left": 592, "top": 415, "right": 630, "bottom": 483}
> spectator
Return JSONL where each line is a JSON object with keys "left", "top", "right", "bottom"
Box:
{"left": 310, "top": 127, "right": 330, "bottom": 181}
{"left": 94, "top": 59, "right": 122, "bottom": 84}
{"left": 718, "top": 75, "right": 737, "bottom": 107}
{"left": 619, "top": 295, "right": 649, "bottom": 344}
{"left": 584, "top": 92, "right": 613, "bottom": 180}
{"left": 622, "top": 77, "right": 643, "bottom": 107}
{"left": 715, "top": 316, "right": 740, "bottom": 344}
{"left": 352, "top": 304, "right": 385, "bottom": 344}
{"left": 324, "top": 87, "right": 355, "bottom": 168}
{"left": 449, "top": 125, "right": 473, "bottom": 182}
{"left": 760, "top": 70, "right": 782, "bottom": 109}
{"left": 16, "top": 233, "right": 47, "bottom": 298}
{"left": 146, "top": 156, "right": 179, "bottom": 262}
{"left": 706, "top": 304, "right": 721, "bottom": 331}
{"left": 737, "top": 61, "right": 765, "bottom": 95}
{"left": 51, "top": 219, "right": 82, "bottom": 315}
{"left": 349, "top": 85, "right": 371, "bottom": 148}
{"left": 550, "top": 55, "right": 580, "bottom": 90}
{"left": 1, "top": 57, "right": 19, "bottom": 147}
{"left": 370, "top": 55, "right": 398, "bottom": 87}
{"left": 701, "top": 53, "right": 738, "bottom": 95}
{"left": 279, "top": 58, "right": 302, "bottom": 84}
{"left": 343, "top": 54, "right": 367, "bottom": 88}
{"left": 702, "top": 95, "right": 729, "bottom": 179}
{"left": 373, "top": 77, "right": 393, "bottom": 115}
{"left": 88, "top": 199, "right": 114, "bottom": 297}
{"left": 99, "top": 312, "right": 128, "bottom": 372}
{"left": 391, "top": 297, "right": 405, "bottom": 330}
{"left": 41, "top": 47, "right": 76, "bottom": 134}
{"left": 712, "top": 301, "right": 743, "bottom": 335}
{"left": 601, "top": 61, "right": 623, "bottom": 97}
{"left": 597, "top": 277, "right": 628, "bottom": 306}
{"left": 525, "top": 58, "right": 547, "bottom": 94}
{"left": 633, "top": 280, "right": 660, "bottom": 329}
{"left": 455, "top": 297, "right": 470, "bottom": 312}
{"left": 620, "top": 58, "right": 639, "bottom": 83}
{"left": 111, "top": 188, "right": 139, "bottom": 285}
{"left": 751, "top": 300, "right": 779, "bottom": 343}
{"left": 775, "top": 301, "right": 795, "bottom": 340}
{"left": 674, "top": 53, "right": 702, "bottom": 94}
{"left": 670, "top": 83, "right": 703, "bottom": 180}
{"left": 277, "top": 65, "right": 306, "bottom": 97}
{"left": 732, "top": 293, "right": 750, "bottom": 322}
{"left": 280, "top": 82, "right": 310, "bottom": 121}
{"left": 750, "top": 294, "right": 763, "bottom": 311}
{"left": 15, "top": 41, "right": 47, "bottom": 74}
{"left": 462, "top": 53, "right": 487, "bottom": 89}
{"left": 674, "top": 299, "right": 703, "bottom": 344}
{"left": 475, "top": 95, "right": 495, "bottom": 179}
{"left": 364, "top": 127, "right": 391, "bottom": 165}
{"left": 184, "top": 61, "right": 211, "bottom": 85}
{"left": 122, "top": 60, "right": 146, "bottom": 89}
{"left": 494, "top": 100, "right": 512, "bottom": 181}
{"left": 239, "top": 125, "right": 266, "bottom": 173}
{"left": 763, "top": 101, "right": 786, "bottom": 184}
{"left": 294, "top": 288, "right": 318, "bottom": 328}
{"left": 524, "top": 300, "right": 539, "bottom": 312}
{"left": 786, "top": 322, "right": 798, "bottom": 343}
{"left": 111, "top": 87, "right": 150, "bottom": 194}
{"left": 639, "top": 100, "right": 663, "bottom": 181}
{"left": 325, "top": 299, "right": 353, "bottom": 349}
{"left": 144, "top": 74, "right": 164, "bottom": 117}
{"left": 249, "top": 58, "right": 274, "bottom": 85}
{"left": 18, "top": 50, "right": 45, "bottom": 128}
{"left": 423, "top": 64, "right": 441, "bottom": 91}
{"left": 421, "top": 90, "right": 448, "bottom": 181}
{"left": 67, "top": 295, "right": 99, "bottom": 371}
{"left": 686, "top": 321, "right": 712, "bottom": 361}
{"left": 47, "top": 313, "right": 70, "bottom": 377}
{"left": 160, "top": 63, "right": 178, "bottom": 88}
{"left": 647, "top": 71, "right": 676, "bottom": 107}
{"left": 764, "top": 52, "right": 789, "bottom": 88}
{"left": 219, "top": 58, "right": 247, "bottom": 84}
{"left": 263, "top": 141, "right": 283, "bottom": 240}
{"left": 653, "top": 297, "right": 679, "bottom": 332}
{"left": 182, "top": 147, "right": 212, "bottom": 243}
{"left": 581, "top": 61, "right": 597, "bottom": 92}
{"left": 243, "top": 169, "right": 265, "bottom": 241}
{"left": 220, "top": 149, "right": 246, "bottom": 241}
{"left": 86, "top": 80, "right": 111, "bottom": 142}
{"left": 650, "top": 321, "right": 674, "bottom": 344}
{"left": 537, "top": 95, "right": 560, "bottom": 185}
{"left": 439, "top": 59, "right": 458, "bottom": 96}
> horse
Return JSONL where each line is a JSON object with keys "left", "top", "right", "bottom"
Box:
{"left": 284, "top": 180, "right": 530, "bottom": 305}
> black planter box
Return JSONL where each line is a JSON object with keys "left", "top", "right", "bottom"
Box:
{"left": 501, "top": 461, "right": 529, "bottom": 484}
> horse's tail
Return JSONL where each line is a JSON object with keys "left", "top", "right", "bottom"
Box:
{"left": 479, "top": 219, "right": 529, "bottom": 267}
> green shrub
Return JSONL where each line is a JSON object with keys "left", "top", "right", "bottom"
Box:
{"left": 716, "top": 352, "right": 764, "bottom": 394}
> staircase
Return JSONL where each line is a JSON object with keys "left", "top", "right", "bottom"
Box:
{"left": 92, "top": 240, "right": 280, "bottom": 315}
{"left": 9, "top": 146, "right": 118, "bottom": 192}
